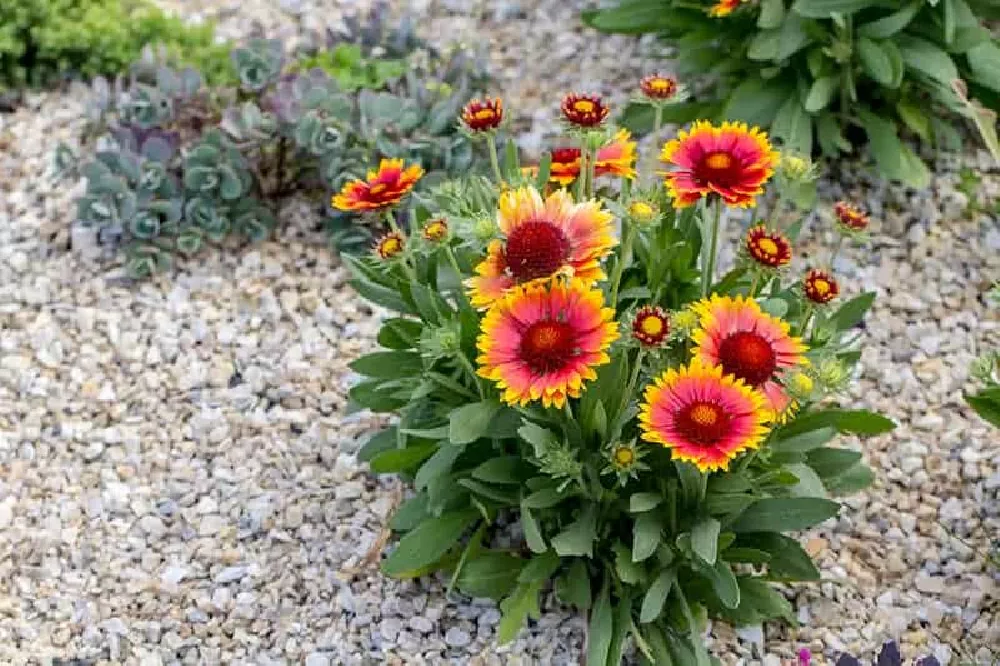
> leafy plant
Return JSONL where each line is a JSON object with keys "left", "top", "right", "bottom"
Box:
{"left": 294, "top": 43, "right": 407, "bottom": 92}
{"left": 348, "top": 93, "right": 893, "bottom": 662}
{"left": 0, "top": 0, "right": 233, "bottom": 95}
{"left": 60, "top": 16, "right": 488, "bottom": 277}
{"left": 966, "top": 282, "right": 1000, "bottom": 428}
{"left": 582, "top": 0, "right": 1000, "bottom": 187}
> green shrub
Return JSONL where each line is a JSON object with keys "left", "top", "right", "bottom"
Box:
{"left": 294, "top": 44, "right": 407, "bottom": 92}
{"left": 0, "top": 0, "right": 233, "bottom": 92}
{"left": 583, "top": 0, "right": 1000, "bottom": 186}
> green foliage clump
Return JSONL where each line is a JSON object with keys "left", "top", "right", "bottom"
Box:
{"left": 583, "top": 0, "right": 1000, "bottom": 187}
{"left": 294, "top": 44, "right": 407, "bottom": 92}
{"left": 0, "top": 0, "right": 234, "bottom": 92}
{"left": 967, "top": 282, "right": 1000, "bottom": 428}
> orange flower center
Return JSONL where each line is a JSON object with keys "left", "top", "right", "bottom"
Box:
{"left": 757, "top": 238, "right": 778, "bottom": 256}
{"left": 718, "top": 331, "right": 777, "bottom": 387}
{"left": 813, "top": 279, "right": 830, "bottom": 295}
{"left": 369, "top": 183, "right": 388, "bottom": 196}
{"left": 640, "top": 315, "right": 665, "bottom": 336}
{"left": 677, "top": 401, "right": 731, "bottom": 445}
{"left": 650, "top": 79, "right": 671, "bottom": 91}
{"left": 474, "top": 109, "right": 496, "bottom": 121}
{"left": 379, "top": 238, "right": 402, "bottom": 258}
{"left": 520, "top": 320, "right": 575, "bottom": 373}
{"left": 573, "top": 99, "right": 596, "bottom": 113}
{"left": 705, "top": 152, "right": 734, "bottom": 170}
{"left": 613, "top": 446, "right": 635, "bottom": 466}
{"left": 505, "top": 220, "right": 570, "bottom": 282}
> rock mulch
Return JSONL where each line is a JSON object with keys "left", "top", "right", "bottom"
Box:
{"left": 0, "top": 1, "right": 997, "bottom": 664}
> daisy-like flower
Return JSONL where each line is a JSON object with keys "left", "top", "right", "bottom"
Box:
{"left": 332, "top": 158, "right": 424, "bottom": 212}
{"left": 476, "top": 278, "right": 618, "bottom": 408}
{"left": 745, "top": 225, "right": 792, "bottom": 268}
{"left": 803, "top": 269, "right": 839, "bottom": 304}
{"left": 640, "top": 74, "right": 678, "bottom": 100}
{"left": 422, "top": 218, "right": 449, "bottom": 243}
{"left": 375, "top": 231, "right": 405, "bottom": 260}
{"left": 603, "top": 440, "right": 649, "bottom": 484}
{"left": 466, "top": 186, "right": 616, "bottom": 308}
{"left": 834, "top": 201, "right": 869, "bottom": 232}
{"left": 461, "top": 97, "right": 504, "bottom": 133}
{"left": 561, "top": 93, "right": 610, "bottom": 128}
{"left": 691, "top": 295, "right": 808, "bottom": 418}
{"left": 709, "top": 0, "right": 745, "bottom": 16}
{"left": 632, "top": 306, "right": 670, "bottom": 346}
{"left": 660, "top": 120, "right": 779, "bottom": 209}
{"left": 548, "top": 130, "right": 638, "bottom": 186}
{"left": 639, "top": 358, "right": 770, "bottom": 472}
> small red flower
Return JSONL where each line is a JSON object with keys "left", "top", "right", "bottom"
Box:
{"left": 561, "top": 93, "right": 610, "bottom": 128}
{"left": 834, "top": 201, "right": 869, "bottom": 232}
{"left": 640, "top": 74, "right": 678, "bottom": 100}
{"left": 422, "top": 218, "right": 449, "bottom": 243}
{"left": 633, "top": 306, "right": 670, "bottom": 346}
{"left": 461, "top": 97, "right": 503, "bottom": 132}
{"left": 745, "top": 225, "right": 792, "bottom": 268}
{"left": 375, "top": 232, "right": 405, "bottom": 260}
{"left": 332, "top": 159, "right": 423, "bottom": 212}
{"left": 804, "top": 269, "right": 839, "bottom": 304}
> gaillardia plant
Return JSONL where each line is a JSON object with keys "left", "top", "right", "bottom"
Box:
{"left": 347, "top": 92, "right": 895, "bottom": 663}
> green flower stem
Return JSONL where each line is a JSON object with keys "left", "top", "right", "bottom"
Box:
{"left": 575, "top": 135, "right": 588, "bottom": 201}
{"left": 701, "top": 198, "right": 723, "bottom": 298}
{"left": 457, "top": 351, "right": 485, "bottom": 399}
{"left": 385, "top": 210, "right": 418, "bottom": 283}
{"left": 749, "top": 272, "right": 762, "bottom": 298}
{"left": 584, "top": 146, "right": 597, "bottom": 199}
{"left": 618, "top": 348, "right": 646, "bottom": 421}
{"left": 797, "top": 303, "right": 815, "bottom": 338}
{"left": 653, "top": 104, "right": 664, "bottom": 137}
{"left": 443, "top": 245, "right": 471, "bottom": 308}
{"left": 486, "top": 134, "right": 504, "bottom": 185}
{"left": 609, "top": 217, "right": 637, "bottom": 310}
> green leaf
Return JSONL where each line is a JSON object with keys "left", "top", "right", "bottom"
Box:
{"left": 774, "top": 408, "right": 896, "bottom": 439}
{"left": 896, "top": 34, "right": 959, "bottom": 83}
{"left": 722, "top": 78, "right": 791, "bottom": 126}
{"left": 518, "top": 550, "right": 560, "bottom": 583}
{"left": 807, "top": 447, "right": 863, "bottom": 478}
{"left": 633, "top": 512, "right": 663, "bottom": 562}
{"left": 586, "top": 580, "right": 614, "bottom": 665}
{"left": 551, "top": 505, "right": 598, "bottom": 557}
{"left": 967, "top": 387, "right": 1000, "bottom": 427}
{"left": 357, "top": 428, "right": 397, "bottom": 462}
{"left": 518, "top": 422, "right": 560, "bottom": 456}
{"left": 805, "top": 75, "right": 839, "bottom": 112}
{"left": 389, "top": 493, "right": 429, "bottom": 531}
{"left": 792, "top": 0, "right": 878, "bottom": 17}
{"left": 382, "top": 508, "right": 478, "bottom": 577}
{"left": 737, "top": 533, "right": 821, "bottom": 581}
{"left": 472, "top": 457, "right": 527, "bottom": 484}
{"left": 449, "top": 400, "right": 501, "bottom": 444}
{"left": 731, "top": 497, "right": 840, "bottom": 533}
{"left": 691, "top": 518, "right": 721, "bottom": 565}
{"left": 769, "top": 426, "right": 837, "bottom": 454}
{"left": 758, "top": 0, "right": 786, "bottom": 28}
{"left": 613, "top": 543, "right": 644, "bottom": 584}
{"left": 415, "top": 443, "right": 463, "bottom": 490}
{"left": 457, "top": 552, "right": 525, "bottom": 600}
{"left": 737, "top": 577, "right": 794, "bottom": 623}
{"left": 748, "top": 14, "right": 813, "bottom": 61}
{"left": 639, "top": 569, "right": 675, "bottom": 623}
{"left": 785, "top": 463, "right": 829, "bottom": 498}
{"left": 498, "top": 580, "right": 543, "bottom": 644}
{"left": 702, "top": 558, "right": 740, "bottom": 609}
{"left": 458, "top": 478, "right": 518, "bottom": 505}
{"left": 521, "top": 505, "right": 548, "bottom": 553}
{"left": 896, "top": 100, "right": 933, "bottom": 143}
{"left": 967, "top": 42, "right": 1000, "bottom": 93}
{"left": 823, "top": 462, "right": 876, "bottom": 494}
{"left": 858, "top": 110, "right": 931, "bottom": 188}
{"left": 857, "top": 1, "right": 921, "bottom": 38}
{"left": 630, "top": 492, "right": 662, "bottom": 513}
{"left": 772, "top": 95, "right": 813, "bottom": 155}
{"left": 369, "top": 441, "right": 437, "bottom": 474}
{"left": 556, "top": 560, "right": 592, "bottom": 610}
{"left": 581, "top": 1, "right": 681, "bottom": 34}
{"left": 857, "top": 38, "right": 896, "bottom": 87}
{"left": 377, "top": 318, "right": 423, "bottom": 350}
{"left": 522, "top": 487, "right": 568, "bottom": 509}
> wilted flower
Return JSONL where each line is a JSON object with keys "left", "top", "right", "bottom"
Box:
{"left": 332, "top": 158, "right": 424, "bottom": 212}
{"left": 660, "top": 120, "right": 778, "bottom": 209}
{"left": 422, "top": 218, "right": 449, "bottom": 243}
{"left": 640, "top": 74, "right": 679, "bottom": 100}
{"left": 561, "top": 93, "right": 610, "bottom": 128}
{"left": 804, "top": 269, "right": 840, "bottom": 304}
{"left": 632, "top": 306, "right": 670, "bottom": 346}
{"left": 834, "top": 201, "right": 869, "bottom": 232}
{"left": 745, "top": 225, "right": 792, "bottom": 268}
{"left": 375, "top": 231, "right": 405, "bottom": 260}
{"left": 461, "top": 97, "right": 504, "bottom": 133}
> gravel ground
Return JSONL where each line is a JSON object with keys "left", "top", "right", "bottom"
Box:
{"left": 1, "top": 1, "right": 998, "bottom": 664}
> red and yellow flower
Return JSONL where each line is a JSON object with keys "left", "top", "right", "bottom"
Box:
{"left": 834, "top": 201, "right": 869, "bottom": 232}
{"left": 332, "top": 158, "right": 424, "bottom": 212}
{"left": 374, "top": 231, "right": 405, "bottom": 260}
{"left": 709, "top": 0, "right": 745, "bottom": 16}
{"left": 461, "top": 97, "right": 504, "bottom": 132}
{"left": 745, "top": 225, "right": 792, "bottom": 268}
{"left": 804, "top": 269, "right": 840, "bottom": 304}
{"left": 476, "top": 278, "right": 618, "bottom": 408}
{"left": 660, "top": 120, "right": 778, "bottom": 209}
{"left": 640, "top": 74, "right": 678, "bottom": 100}
{"left": 691, "top": 295, "right": 808, "bottom": 418}
{"left": 639, "top": 358, "right": 770, "bottom": 472}
{"left": 561, "top": 93, "right": 610, "bottom": 128}
{"left": 466, "top": 186, "right": 616, "bottom": 308}
{"left": 632, "top": 306, "right": 670, "bottom": 346}
{"left": 548, "top": 130, "right": 637, "bottom": 186}
{"left": 422, "top": 218, "right": 449, "bottom": 243}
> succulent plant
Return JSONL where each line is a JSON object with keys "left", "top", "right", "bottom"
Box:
{"left": 231, "top": 38, "right": 284, "bottom": 92}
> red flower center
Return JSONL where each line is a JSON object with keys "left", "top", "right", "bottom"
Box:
{"left": 717, "top": 330, "right": 777, "bottom": 386}
{"left": 696, "top": 151, "right": 740, "bottom": 187}
{"left": 519, "top": 320, "right": 575, "bottom": 373}
{"left": 676, "top": 401, "right": 732, "bottom": 445}
{"left": 505, "top": 220, "right": 570, "bottom": 281}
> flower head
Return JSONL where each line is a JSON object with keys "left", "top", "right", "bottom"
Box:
{"left": 332, "top": 158, "right": 423, "bottom": 212}
{"left": 639, "top": 359, "right": 770, "bottom": 472}
{"left": 745, "top": 225, "right": 792, "bottom": 269}
{"left": 466, "top": 186, "right": 616, "bottom": 308}
{"left": 632, "top": 306, "right": 670, "bottom": 346}
{"left": 375, "top": 231, "right": 405, "bottom": 260}
{"left": 778, "top": 152, "right": 817, "bottom": 183}
{"left": 629, "top": 200, "right": 659, "bottom": 224}
{"left": 709, "top": 0, "right": 745, "bottom": 16}
{"left": 671, "top": 308, "right": 699, "bottom": 335}
{"left": 691, "top": 295, "right": 808, "bottom": 418}
{"left": 548, "top": 130, "right": 637, "bottom": 186}
{"left": 422, "top": 218, "right": 449, "bottom": 243}
{"left": 561, "top": 93, "right": 610, "bottom": 128}
{"left": 461, "top": 97, "right": 504, "bottom": 133}
{"left": 804, "top": 269, "right": 839, "bottom": 304}
{"left": 834, "top": 201, "right": 869, "bottom": 232}
{"left": 640, "top": 74, "right": 679, "bottom": 101}
{"left": 660, "top": 120, "right": 778, "bottom": 209}
{"left": 476, "top": 278, "right": 618, "bottom": 408}
{"left": 603, "top": 440, "right": 649, "bottom": 485}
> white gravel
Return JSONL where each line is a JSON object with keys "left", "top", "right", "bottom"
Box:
{"left": 0, "top": 1, "right": 997, "bottom": 664}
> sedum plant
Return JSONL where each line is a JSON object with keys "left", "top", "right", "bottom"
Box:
{"left": 582, "top": 0, "right": 1000, "bottom": 187}
{"left": 346, "top": 90, "right": 894, "bottom": 663}
{"left": 61, "top": 13, "right": 487, "bottom": 277}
